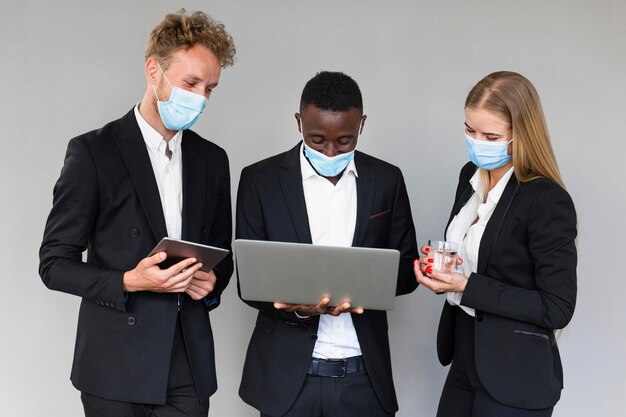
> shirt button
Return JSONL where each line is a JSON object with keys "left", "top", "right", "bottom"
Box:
{"left": 130, "top": 228, "right": 140, "bottom": 238}
{"left": 128, "top": 316, "right": 136, "bottom": 326}
{"left": 311, "top": 334, "right": 318, "bottom": 341}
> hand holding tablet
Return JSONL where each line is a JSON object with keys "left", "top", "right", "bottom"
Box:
{"left": 148, "top": 238, "right": 230, "bottom": 273}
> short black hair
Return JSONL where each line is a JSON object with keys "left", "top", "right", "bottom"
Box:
{"left": 300, "top": 71, "right": 363, "bottom": 113}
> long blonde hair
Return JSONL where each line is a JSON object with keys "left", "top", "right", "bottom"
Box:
{"left": 465, "top": 71, "right": 565, "bottom": 189}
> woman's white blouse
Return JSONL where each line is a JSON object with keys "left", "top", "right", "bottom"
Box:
{"left": 445, "top": 167, "right": 515, "bottom": 317}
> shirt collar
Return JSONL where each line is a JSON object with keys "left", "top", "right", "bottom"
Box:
{"left": 299, "top": 142, "right": 358, "bottom": 181}
{"left": 469, "top": 167, "right": 514, "bottom": 204}
{"left": 134, "top": 103, "right": 182, "bottom": 154}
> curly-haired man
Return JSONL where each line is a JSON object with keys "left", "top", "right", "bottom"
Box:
{"left": 40, "top": 10, "right": 236, "bottom": 416}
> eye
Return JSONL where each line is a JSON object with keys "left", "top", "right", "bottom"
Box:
{"left": 465, "top": 126, "right": 475, "bottom": 135}
{"left": 184, "top": 81, "right": 195, "bottom": 88}
{"left": 486, "top": 135, "right": 501, "bottom": 141}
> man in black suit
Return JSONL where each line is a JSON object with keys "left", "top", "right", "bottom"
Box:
{"left": 236, "top": 71, "right": 418, "bottom": 417}
{"left": 39, "top": 10, "right": 235, "bottom": 417}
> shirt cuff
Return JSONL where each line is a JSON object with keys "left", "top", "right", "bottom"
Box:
{"left": 294, "top": 311, "right": 311, "bottom": 319}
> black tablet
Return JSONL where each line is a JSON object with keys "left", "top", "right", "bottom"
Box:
{"left": 148, "top": 238, "right": 230, "bottom": 272}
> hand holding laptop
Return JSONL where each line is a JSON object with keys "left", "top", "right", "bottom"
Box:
{"left": 274, "top": 295, "right": 364, "bottom": 316}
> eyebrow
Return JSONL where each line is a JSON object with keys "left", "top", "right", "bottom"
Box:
{"left": 464, "top": 122, "right": 502, "bottom": 136}
{"left": 184, "top": 75, "right": 218, "bottom": 88}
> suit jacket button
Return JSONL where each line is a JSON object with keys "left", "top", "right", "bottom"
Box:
{"left": 130, "top": 228, "right": 140, "bottom": 238}
{"left": 311, "top": 334, "right": 318, "bottom": 341}
{"left": 128, "top": 316, "right": 136, "bottom": 326}
{"left": 476, "top": 312, "right": 483, "bottom": 322}
{"left": 201, "top": 226, "right": 207, "bottom": 234}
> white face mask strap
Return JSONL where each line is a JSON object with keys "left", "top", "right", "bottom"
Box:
{"left": 152, "top": 62, "right": 174, "bottom": 102}
{"left": 152, "top": 84, "right": 160, "bottom": 101}
{"left": 156, "top": 62, "right": 174, "bottom": 88}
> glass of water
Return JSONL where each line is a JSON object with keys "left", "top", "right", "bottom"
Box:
{"left": 427, "top": 240, "right": 458, "bottom": 272}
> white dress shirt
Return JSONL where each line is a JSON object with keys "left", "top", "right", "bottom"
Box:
{"left": 445, "top": 167, "right": 515, "bottom": 317}
{"left": 134, "top": 104, "right": 183, "bottom": 240}
{"left": 299, "top": 143, "right": 362, "bottom": 359}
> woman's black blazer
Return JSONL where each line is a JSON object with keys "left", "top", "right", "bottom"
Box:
{"left": 437, "top": 162, "right": 577, "bottom": 409}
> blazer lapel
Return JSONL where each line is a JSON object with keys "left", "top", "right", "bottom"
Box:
{"left": 351, "top": 152, "right": 375, "bottom": 246}
{"left": 181, "top": 133, "right": 205, "bottom": 242}
{"left": 278, "top": 144, "right": 313, "bottom": 244}
{"left": 115, "top": 108, "right": 168, "bottom": 243}
{"left": 477, "top": 174, "right": 520, "bottom": 275}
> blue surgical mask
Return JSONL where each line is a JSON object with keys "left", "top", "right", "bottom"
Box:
{"left": 303, "top": 141, "right": 355, "bottom": 177}
{"left": 153, "top": 63, "right": 208, "bottom": 131}
{"left": 465, "top": 133, "right": 512, "bottom": 170}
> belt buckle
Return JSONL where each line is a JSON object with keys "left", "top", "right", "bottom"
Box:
{"left": 328, "top": 358, "right": 347, "bottom": 378}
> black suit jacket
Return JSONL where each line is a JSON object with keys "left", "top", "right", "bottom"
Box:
{"left": 437, "top": 162, "right": 577, "bottom": 409}
{"left": 39, "top": 108, "right": 233, "bottom": 404}
{"left": 235, "top": 144, "right": 418, "bottom": 416}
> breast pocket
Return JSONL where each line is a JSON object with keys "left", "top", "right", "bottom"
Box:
{"left": 367, "top": 209, "right": 391, "bottom": 230}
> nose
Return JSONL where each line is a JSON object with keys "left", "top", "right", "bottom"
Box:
{"left": 322, "top": 144, "right": 341, "bottom": 157}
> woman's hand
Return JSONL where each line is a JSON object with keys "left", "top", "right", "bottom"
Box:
{"left": 414, "top": 245, "right": 467, "bottom": 294}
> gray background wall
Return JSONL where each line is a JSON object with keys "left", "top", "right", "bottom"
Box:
{"left": 2, "top": 0, "right": 624, "bottom": 416}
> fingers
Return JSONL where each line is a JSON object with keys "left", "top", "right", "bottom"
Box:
{"left": 159, "top": 262, "right": 203, "bottom": 292}
{"left": 316, "top": 296, "right": 331, "bottom": 312}
{"left": 142, "top": 251, "right": 167, "bottom": 268}
{"left": 185, "top": 281, "right": 209, "bottom": 300}
{"left": 164, "top": 257, "right": 198, "bottom": 276}
{"left": 329, "top": 299, "right": 362, "bottom": 316}
{"left": 274, "top": 302, "right": 316, "bottom": 316}
{"left": 420, "top": 245, "right": 431, "bottom": 255}
{"left": 186, "top": 275, "right": 215, "bottom": 297}
{"left": 273, "top": 297, "right": 361, "bottom": 316}
{"left": 192, "top": 269, "right": 217, "bottom": 284}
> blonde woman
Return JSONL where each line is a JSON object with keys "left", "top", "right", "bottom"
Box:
{"left": 415, "top": 71, "right": 577, "bottom": 417}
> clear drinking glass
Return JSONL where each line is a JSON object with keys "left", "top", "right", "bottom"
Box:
{"left": 427, "top": 240, "right": 458, "bottom": 272}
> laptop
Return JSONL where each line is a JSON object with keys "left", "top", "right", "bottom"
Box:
{"left": 234, "top": 239, "right": 401, "bottom": 311}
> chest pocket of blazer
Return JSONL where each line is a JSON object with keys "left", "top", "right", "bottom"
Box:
{"left": 367, "top": 209, "right": 391, "bottom": 230}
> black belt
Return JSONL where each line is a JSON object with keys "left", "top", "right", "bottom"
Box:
{"left": 308, "top": 356, "right": 366, "bottom": 378}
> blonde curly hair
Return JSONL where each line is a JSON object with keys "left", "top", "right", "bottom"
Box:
{"left": 145, "top": 9, "right": 236, "bottom": 69}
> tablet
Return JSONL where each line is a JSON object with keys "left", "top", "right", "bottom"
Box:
{"left": 148, "top": 238, "right": 230, "bottom": 273}
{"left": 234, "top": 239, "right": 400, "bottom": 311}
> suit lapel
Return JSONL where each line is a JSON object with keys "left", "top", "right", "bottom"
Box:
{"left": 278, "top": 145, "right": 313, "bottom": 244}
{"left": 115, "top": 109, "right": 168, "bottom": 243}
{"left": 181, "top": 133, "right": 204, "bottom": 242}
{"left": 351, "top": 152, "right": 375, "bottom": 246}
{"left": 477, "top": 174, "right": 519, "bottom": 274}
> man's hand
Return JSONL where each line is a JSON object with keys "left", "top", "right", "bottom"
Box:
{"left": 185, "top": 270, "right": 217, "bottom": 300}
{"left": 274, "top": 296, "right": 364, "bottom": 317}
{"left": 123, "top": 252, "right": 202, "bottom": 293}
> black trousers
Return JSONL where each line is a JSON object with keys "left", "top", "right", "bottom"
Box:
{"left": 436, "top": 309, "right": 554, "bottom": 417}
{"left": 261, "top": 369, "right": 393, "bottom": 417}
{"left": 81, "top": 316, "right": 209, "bottom": 417}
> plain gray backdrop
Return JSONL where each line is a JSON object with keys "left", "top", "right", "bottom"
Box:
{"left": 2, "top": 1, "right": 625, "bottom": 416}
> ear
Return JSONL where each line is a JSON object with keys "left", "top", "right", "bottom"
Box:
{"left": 359, "top": 115, "right": 367, "bottom": 134}
{"left": 508, "top": 140, "right": 513, "bottom": 155}
{"left": 295, "top": 113, "right": 303, "bottom": 133}
{"left": 145, "top": 58, "right": 159, "bottom": 84}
